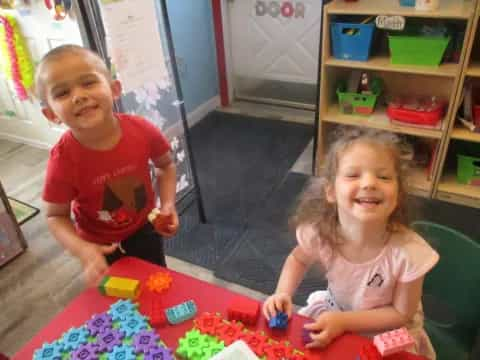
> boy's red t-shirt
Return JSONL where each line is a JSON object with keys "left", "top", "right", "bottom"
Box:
{"left": 43, "top": 113, "right": 171, "bottom": 244}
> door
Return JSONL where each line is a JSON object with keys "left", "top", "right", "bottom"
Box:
{"left": 227, "top": 0, "right": 323, "bottom": 109}
{"left": 0, "top": 2, "right": 84, "bottom": 148}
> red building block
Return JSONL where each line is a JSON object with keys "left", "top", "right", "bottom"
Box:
{"left": 146, "top": 297, "right": 167, "bottom": 327}
{"left": 194, "top": 312, "right": 224, "bottom": 336}
{"left": 373, "top": 327, "right": 415, "bottom": 356}
{"left": 215, "top": 321, "right": 245, "bottom": 345}
{"left": 239, "top": 330, "right": 269, "bottom": 357}
{"left": 263, "top": 341, "right": 294, "bottom": 360}
{"left": 227, "top": 295, "right": 260, "bottom": 325}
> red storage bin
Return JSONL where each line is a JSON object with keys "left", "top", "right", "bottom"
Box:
{"left": 387, "top": 96, "right": 447, "bottom": 127}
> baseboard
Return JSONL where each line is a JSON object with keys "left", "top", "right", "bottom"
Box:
{"left": 165, "top": 96, "right": 220, "bottom": 138}
{"left": 0, "top": 132, "right": 51, "bottom": 150}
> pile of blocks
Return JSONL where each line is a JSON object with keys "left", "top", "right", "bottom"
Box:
{"left": 34, "top": 299, "right": 174, "bottom": 360}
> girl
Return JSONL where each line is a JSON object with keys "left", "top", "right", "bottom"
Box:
{"left": 263, "top": 128, "right": 438, "bottom": 359}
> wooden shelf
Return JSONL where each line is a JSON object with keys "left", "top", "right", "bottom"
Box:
{"left": 466, "top": 62, "right": 480, "bottom": 77}
{"left": 325, "top": 56, "right": 458, "bottom": 78}
{"left": 326, "top": 0, "right": 474, "bottom": 19}
{"left": 451, "top": 127, "right": 480, "bottom": 142}
{"left": 408, "top": 166, "right": 433, "bottom": 197}
{"left": 324, "top": 105, "right": 444, "bottom": 139}
{"left": 436, "top": 174, "right": 480, "bottom": 208}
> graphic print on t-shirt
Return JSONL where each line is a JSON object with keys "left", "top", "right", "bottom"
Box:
{"left": 367, "top": 273, "right": 384, "bottom": 287}
{"left": 97, "top": 175, "right": 147, "bottom": 227}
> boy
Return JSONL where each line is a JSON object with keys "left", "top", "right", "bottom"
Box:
{"left": 35, "top": 44, "right": 179, "bottom": 287}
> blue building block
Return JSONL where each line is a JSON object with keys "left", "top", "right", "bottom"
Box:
{"left": 268, "top": 312, "right": 288, "bottom": 329}
{"left": 165, "top": 300, "right": 197, "bottom": 324}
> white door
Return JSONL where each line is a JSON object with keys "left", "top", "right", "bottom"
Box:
{"left": 227, "top": 0, "right": 323, "bottom": 107}
{"left": 0, "top": 2, "right": 84, "bottom": 149}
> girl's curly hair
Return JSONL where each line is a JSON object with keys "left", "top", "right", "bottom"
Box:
{"left": 290, "top": 127, "right": 410, "bottom": 249}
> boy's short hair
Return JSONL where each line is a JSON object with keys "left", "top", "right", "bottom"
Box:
{"left": 34, "top": 44, "right": 111, "bottom": 103}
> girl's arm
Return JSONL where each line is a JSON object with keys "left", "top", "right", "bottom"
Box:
{"left": 263, "top": 246, "right": 314, "bottom": 319}
{"left": 306, "top": 276, "right": 424, "bottom": 348}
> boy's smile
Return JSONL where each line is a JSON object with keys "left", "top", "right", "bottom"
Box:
{"left": 40, "top": 52, "right": 121, "bottom": 136}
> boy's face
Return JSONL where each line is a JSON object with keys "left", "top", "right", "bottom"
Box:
{"left": 40, "top": 53, "right": 121, "bottom": 132}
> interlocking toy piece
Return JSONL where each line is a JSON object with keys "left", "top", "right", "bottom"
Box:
{"left": 176, "top": 329, "right": 210, "bottom": 359}
{"left": 268, "top": 311, "right": 288, "bottom": 329}
{"left": 359, "top": 342, "right": 382, "bottom": 360}
{"left": 148, "top": 208, "right": 174, "bottom": 234}
{"left": 146, "top": 271, "right": 172, "bottom": 293}
{"left": 119, "top": 312, "right": 149, "bottom": 337}
{"left": 239, "top": 330, "right": 269, "bottom": 357}
{"left": 96, "top": 328, "right": 124, "bottom": 352}
{"left": 144, "top": 346, "right": 175, "bottom": 360}
{"left": 147, "top": 297, "right": 167, "bottom": 327}
{"left": 86, "top": 312, "right": 112, "bottom": 336}
{"left": 61, "top": 327, "right": 89, "bottom": 351}
{"left": 108, "top": 299, "right": 138, "bottom": 321}
{"left": 215, "top": 320, "right": 245, "bottom": 346}
{"left": 373, "top": 327, "right": 415, "bottom": 356}
{"left": 194, "top": 312, "right": 224, "bottom": 336}
{"left": 263, "top": 340, "right": 294, "bottom": 360}
{"left": 227, "top": 296, "right": 260, "bottom": 325}
{"left": 132, "top": 329, "right": 160, "bottom": 353}
{"left": 165, "top": 299, "right": 197, "bottom": 324}
{"left": 33, "top": 342, "right": 63, "bottom": 360}
{"left": 301, "top": 325, "right": 313, "bottom": 344}
{"left": 210, "top": 340, "right": 258, "bottom": 360}
{"left": 107, "top": 344, "right": 136, "bottom": 360}
{"left": 71, "top": 343, "right": 100, "bottom": 360}
{"left": 99, "top": 275, "right": 140, "bottom": 299}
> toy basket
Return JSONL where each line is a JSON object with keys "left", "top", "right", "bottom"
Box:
{"left": 388, "top": 33, "right": 450, "bottom": 66}
{"left": 331, "top": 21, "right": 375, "bottom": 61}
{"left": 457, "top": 154, "right": 480, "bottom": 186}
{"left": 336, "top": 78, "right": 383, "bottom": 116}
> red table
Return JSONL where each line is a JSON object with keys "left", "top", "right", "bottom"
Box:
{"left": 14, "top": 257, "right": 425, "bottom": 359}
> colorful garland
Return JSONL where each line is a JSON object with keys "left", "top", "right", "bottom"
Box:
{"left": 0, "top": 14, "right": 34, "bottom": 100}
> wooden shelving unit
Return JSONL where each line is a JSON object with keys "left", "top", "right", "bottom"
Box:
{"left": 316, "top": 0, "right": 479, "bottom": 202}
{"left": 434, "top": 1, "right": 480, "bottom": 209}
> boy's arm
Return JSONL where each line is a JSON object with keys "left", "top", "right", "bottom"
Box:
{"left": 306, "top": 276, "right": 424, "bottom": 348}
{"left": 152, "top": 151, "right": 178, "bottom": 236}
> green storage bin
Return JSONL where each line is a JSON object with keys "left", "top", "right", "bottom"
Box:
{"left": 457, "top": 154, "right": 480, "bottom": 186}
{"left": 388, "top": 35, "right": 451, "bottom": 66}
{"left": 336, "top": 77, "right": 383, "bottom": 116}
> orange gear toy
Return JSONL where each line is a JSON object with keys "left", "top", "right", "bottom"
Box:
{"left": 146, "top": 271, "right": 172, "bottom": 293}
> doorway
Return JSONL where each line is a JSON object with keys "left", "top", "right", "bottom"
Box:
{"left": 225, "top": 0, "right": 323, "bottom": 110}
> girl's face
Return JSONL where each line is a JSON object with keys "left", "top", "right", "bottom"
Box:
{"left": 326, "top": 141, "right": 399, "bottom": 226}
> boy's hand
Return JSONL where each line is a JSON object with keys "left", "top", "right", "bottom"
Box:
{"left": 79, "top": 243, "right": 118, "bottom": 287}
{"left": 304, "top": 311, "right": 346, "bottom": 348}
{"left": 262, "top": 292, "right": 293, "bottom": 320}
{"left": 149, "top": 205, "right": 179, "bottom": 237}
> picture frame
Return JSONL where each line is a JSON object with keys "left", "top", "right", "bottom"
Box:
{"left": 0, "top": 180, "right": 27, "bottom": 267}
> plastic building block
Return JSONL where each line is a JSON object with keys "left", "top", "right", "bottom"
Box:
{"left": 144, "top": 346, "right": 175, "bottom": 360}
{"left": 359, "top": 342, "right": 382, "bottom": 360}
{"left": 146, "top": 271, "right": 172, "bottom": 293}
{"left": 119, "top": 312, "right": 149, "bottom": 337}
{"left": 176, "top": 329, "right": 209, "bottom": 359}
{"left": 373, "top": 327, "right": 415, "bottom": 356}
{"left": 71, "top": 343, "right": 100, "bottom": 360}
{"left": 210, "top": 340, "right": 259, "bottom": 360}
{"left": 33, "top": 342, "right": 63, "bottom": 360}
{"left": 108, "top": 299, "right": 138, "bottom": 321}
{"left": 263, "top": 340, "right": 294, "bottom": 360}
{"left": 132, "top": 329, "right": 160, "bottom": 353}
{"left": 147, "top": 297, "right": 167, "bottom": 327}
{"left": 201, "top": 339, "right": 226, "bottom": 359}
{"left": 215, "top": 320, "right": 245, "bottom": 346}
{"left": 98, "top": 275, "right": 140, "bottom": 300}
{"left": 194, "top": 312, "right": 224, "bottom": 336}
{"left": 165, "top": 299, "right": 197, "bottom": 324}
{"left": 61, "top": 327, "right": 89, "bottom": 351}
{"left": 107, "top": 344, "right": 136, "bottom": 360}
{"left": 148, "top": 208, "right": 174, "bottom": 234}
{"left": 301, "top": 325, "right": 313, "bottom": 344}
{"left": 86, "top": 312, "right": 112, "bottom": 336}
{"left": 96, "top": 328, "right": 124, "bottom": 352}
{"left": 268, "top": 311, "right": 288, "bottom": 329}
{"left": 227, "top": 296, "right": 260, "bottom": 325}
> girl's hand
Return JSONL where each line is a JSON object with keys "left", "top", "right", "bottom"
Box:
{"left": 79, "top": 243, "right": 118, "bottom": 287}
{"left": 304, "top": 311, "right": 346, "bottom": 348}
{"left": 262, "top": 292, "right": 293, "bottom": 320}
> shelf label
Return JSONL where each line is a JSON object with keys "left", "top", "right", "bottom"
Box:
{"left": 375, "top": 15, "right": 405, "bottom": 31}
